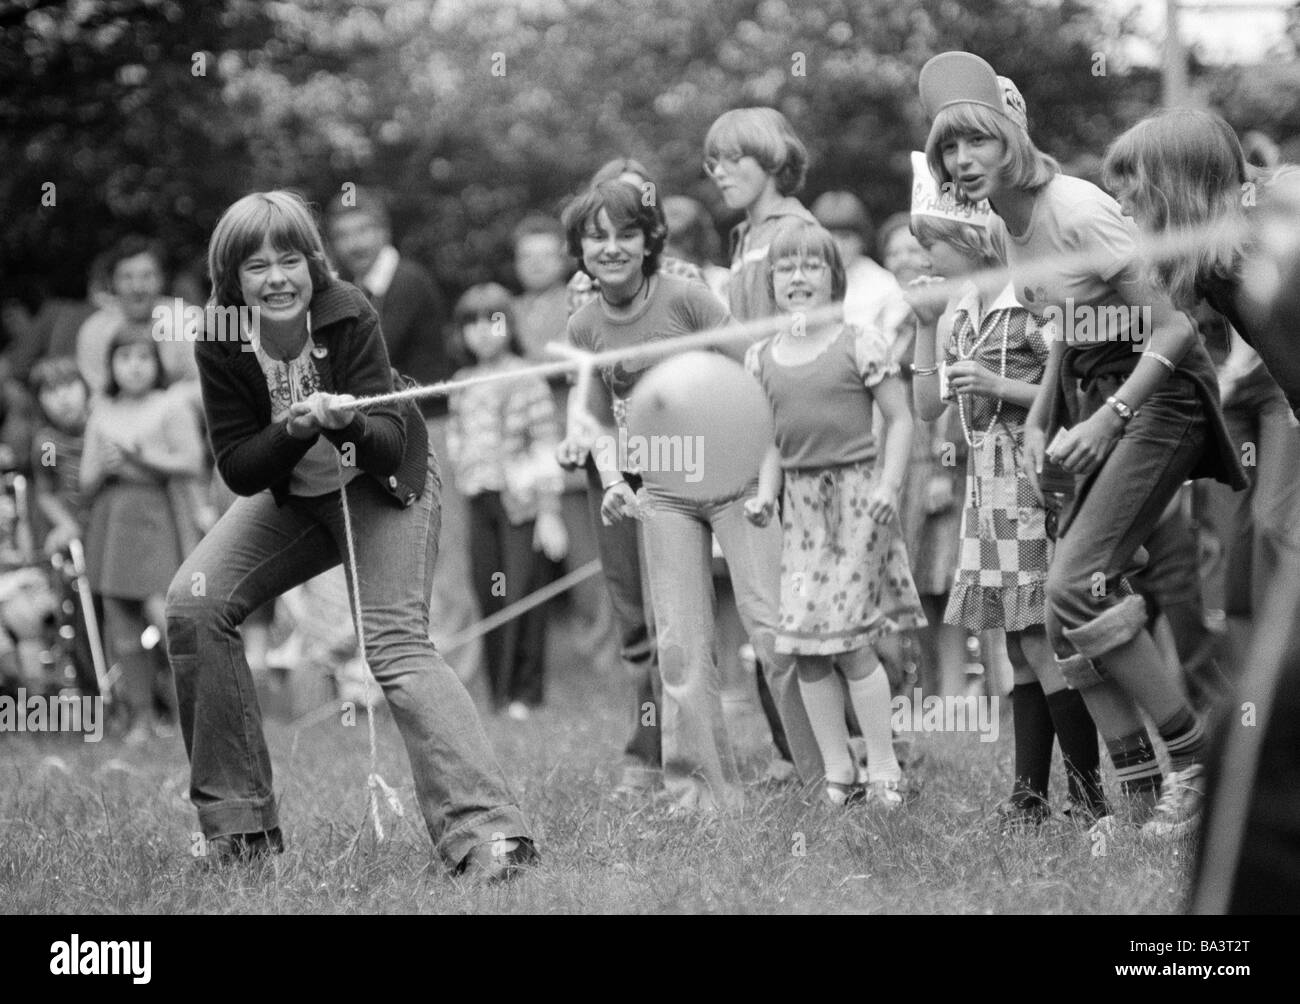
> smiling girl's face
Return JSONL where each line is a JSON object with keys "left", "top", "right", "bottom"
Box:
{"left": 771, "top": 253, "right": 833, "bottom": 314}
{"left": 238, "top": 236, "right": 314, "bottom": 327}
{"left": 580, "top": 207, "right": 647, "bottom": 292}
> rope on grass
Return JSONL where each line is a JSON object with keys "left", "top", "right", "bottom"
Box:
{"left": 334, "top": 458, "right": 405, "bottom": 844}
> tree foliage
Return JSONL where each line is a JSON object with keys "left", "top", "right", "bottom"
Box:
{"left": 9, "top": 0, "right": 1273, "bottom": 302}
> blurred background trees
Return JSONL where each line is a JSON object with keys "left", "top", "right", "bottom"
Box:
{"left": 2, "top": 0, "right": 1294, "bottom": 302}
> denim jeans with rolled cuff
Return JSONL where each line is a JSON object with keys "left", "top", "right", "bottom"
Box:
{"left": 1046, "top": 372, "right": 1209, "bottom": 663}
{"left": 638, "top": 484, "right": 822, "bottom": 810}
{"left": 165, "top": 449, "right": 533, "bottom": 869}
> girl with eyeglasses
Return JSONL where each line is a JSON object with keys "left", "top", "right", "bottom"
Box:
{"left": 703, "top": 107, "right": 819, "bottom": 323}
{"left": 745, "top": 220, "right": 925, "bottom": 807}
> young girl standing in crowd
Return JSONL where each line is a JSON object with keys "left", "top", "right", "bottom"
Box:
{"left": 81, "top": 333, "right": 205, "bottom": 742}
{"left": 745, "top": 220, "right": 925, "bottom": 806}
{"left": 906, "top": 155, "right": 1105, "bottom": 826}
{"left": 559, "top": 156, "right": 705, "bottom": 795}
{"left": 448, "top": 283, "right": 568, "bottom": 719}
{"left": 563, "top": 178, "right": 821, "bottom": 812}
{"left": 705, "top": 107, "right": 837, "bottom": 782}
{"left": 919, "top": 52, "right": 1246, "bottom": 837}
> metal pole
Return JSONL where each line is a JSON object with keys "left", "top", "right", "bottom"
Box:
{"left": 1164, "top": 0, "right": 1191, "bottom": 107}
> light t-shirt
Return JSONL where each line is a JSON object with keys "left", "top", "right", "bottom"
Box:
{"left": 252, "top": 331, "right": 360, "bottom": 497}
{"left": 988, "top": 174, "right": 1140, "bottom": 349}
{"left": 842, "top": 255, "right": 912, "bottom": 358}
{"left": 566, "top": 273, "right": 731, "bottom": 433}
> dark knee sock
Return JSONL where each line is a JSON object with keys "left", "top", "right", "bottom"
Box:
{"left": 1107, "top": 728, "right": 1162, "bottom": 799}
{"left": 1046, "top": 688, "right": 1106, "bottom": 814}
{"left": 1156, "top": 705, "right": 1205, "bottom": 772}
{"left": 1011, "top": 682, "right": 1055, "bottom": 804}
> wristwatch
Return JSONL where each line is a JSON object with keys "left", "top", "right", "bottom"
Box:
{"left": 1105, "top": 395, "right": 1138, "bottom": 423}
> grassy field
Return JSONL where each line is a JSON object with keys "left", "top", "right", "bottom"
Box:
{"left": 0, "top": 637, "right": 1193, "bottom": 915}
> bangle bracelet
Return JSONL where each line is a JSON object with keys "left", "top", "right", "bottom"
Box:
{"left": 602, "top": 479, "right": 626, "bottom": 492}
{"left": 912, "top": 365, "right": 940, "bottom": 377}
{"left": 1143, "top": 351, "right": 1177, "bottom": 374}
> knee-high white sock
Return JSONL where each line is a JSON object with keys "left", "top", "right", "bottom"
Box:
{"left": 797, "top": 674, "right": 855, "bottom": 785}
{"left": 847, "top": 668, "right": 901, "bottom": 783}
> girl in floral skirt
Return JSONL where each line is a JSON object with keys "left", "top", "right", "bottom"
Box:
{"left": 746, "top": 219, "right": 926, "bottom": 807}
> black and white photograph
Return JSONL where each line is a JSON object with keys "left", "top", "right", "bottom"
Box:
{"left": 1, "top": 0, "right": 1297, "bottom": 942}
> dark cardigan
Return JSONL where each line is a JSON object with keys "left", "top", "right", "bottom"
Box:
{"left": 196, "top": 279, "right": 429, "bottom": 508}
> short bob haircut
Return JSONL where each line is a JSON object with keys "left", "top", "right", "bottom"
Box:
{"left": 704, "top": 107, "right": 809, "bottom": 197}
{"left": 208, "top": 191, "right": 333, "bottom": 309}
{"left": 1101, "top": 108, "right": 1255, "bottom": 307}
{"left": 561, "top": 179, "right": 667, "bottom": 278}
{"left": 764, "top": 220, "right": 847, "bottom": 303}
{"left": 925, "top": 102, "right": 1058, "bottom": 201}
{"left": 452, "top": 282, "right": 524, "bottom": 358}
{"left": 104, "top": 330, "right": 169, "bottom": 398}
{"left": 910, "top": 215, "right": 1001, "bottom": 269}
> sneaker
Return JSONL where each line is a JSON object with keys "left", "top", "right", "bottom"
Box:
{"left": 506, "top": 701, "right": 530, "bottom": 722}
{"left": 455, "top": 837, "right": 538, "bottom": 884}
{"left": 823, "top": 779, "right": 864, "bottom": 807}
{"left": 203, "top": 827, "right": 285, "bottom": 866}
{"left": 996, "top": 793, "right": 1051, "bottom": 832}
{"left": 1140, "top": 764, "right": 1206, "bottom": 840}
{"left": 864, "top": 778, "right": 903, "bottom": 809}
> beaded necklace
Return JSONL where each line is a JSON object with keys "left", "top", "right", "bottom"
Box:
{"left": 955, "top": 303, "right": 1011, "bottom": 448}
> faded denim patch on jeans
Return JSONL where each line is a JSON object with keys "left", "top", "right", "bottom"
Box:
{"left": 165, "top": 451, "right": 532, "bottom": 869}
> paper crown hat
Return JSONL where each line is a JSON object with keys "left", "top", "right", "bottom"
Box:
{"left": 919, "top": 51, "right": 1028, "bottom": 134}
{"left": 910, "top": 151, "right": 991, "bottom": 228}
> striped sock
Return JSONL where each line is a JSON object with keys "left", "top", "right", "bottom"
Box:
{"left": 1107, "top": 728, "right": 1162, "bottom": 798}
{"left": 1156, "top": 706, "right": 1206, "bottom": 772}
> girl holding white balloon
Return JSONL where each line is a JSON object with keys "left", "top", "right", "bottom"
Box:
{"left": 745, "top": 219, "right": 926, "bottom": 807}
{"left": 561, "top": 178, "right": 822, "bottom": 813}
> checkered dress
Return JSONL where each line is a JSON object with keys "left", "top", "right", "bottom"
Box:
{"left": 943, "top": 300, "right": 1052, "bottom": 631}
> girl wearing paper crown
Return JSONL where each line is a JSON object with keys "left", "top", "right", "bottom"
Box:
{"left": 917, "top": 52, "right": 1246, "bottom": 840}
{"left": 905, "top": 152, "right": 1106, "bottom": 828}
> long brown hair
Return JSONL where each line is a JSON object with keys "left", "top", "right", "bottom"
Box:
{"left": 1102, "top": 109, "right": 1270, "bottom": 307}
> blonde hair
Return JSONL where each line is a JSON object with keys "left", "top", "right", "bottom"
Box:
{"left": 910, "top": 215, "right": 1000, "bottom": 268}
{"left": 704, "top": 107, "right": 809, "bottom": 196}
{"left": 925, "top": 102, "right": 1058, "bottom": 199}
{"left": 1102, "top": 109, "right": 1260, "bottom": 307}
{"left": 208, "top": 191, "right": 332, "bottom": 308}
